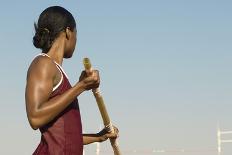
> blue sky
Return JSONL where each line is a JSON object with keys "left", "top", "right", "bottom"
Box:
{"left": 0, "top": 0, "right": 232, "bottom": 154}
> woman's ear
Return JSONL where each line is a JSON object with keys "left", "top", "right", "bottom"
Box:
{"left": 65, "top": 27, "right": 71, "bottom": 40}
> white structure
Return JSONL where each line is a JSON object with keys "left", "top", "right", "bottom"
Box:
{"left": 217, "top": 126, "right": 232, "bottom": 155}
{"left": 96, "top": 141, "right": 100, "bottom": 155}
{"left": 96, "top": 125, "right": 101, "bottom": 155}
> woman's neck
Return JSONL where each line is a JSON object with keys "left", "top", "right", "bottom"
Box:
{"left": 46, "top": 37, "right": 65, "bottom": 65}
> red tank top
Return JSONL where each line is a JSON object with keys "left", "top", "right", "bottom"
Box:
{"left": 32, "top": 54, "right": 83, "bottom": 155}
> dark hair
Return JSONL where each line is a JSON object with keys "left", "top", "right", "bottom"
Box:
{"left": 33, "top": 6, "right": 76, "bottom": 53}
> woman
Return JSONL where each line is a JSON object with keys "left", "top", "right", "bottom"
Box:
{"left": 25, "top": 6, "right": 119, "bottom": 155}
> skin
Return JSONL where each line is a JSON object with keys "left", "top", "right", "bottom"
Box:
{"left": 25, "top": 27, "right": 119, "bottom": 145}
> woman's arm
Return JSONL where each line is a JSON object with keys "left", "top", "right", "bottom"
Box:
{"left": 25, "top": 56, "right": 99, "bottom": 130}
{"left": 83, "top": 134, "right": 100, "bottom": 145}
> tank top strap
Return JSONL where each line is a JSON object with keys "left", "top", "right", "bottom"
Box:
{"left": 37, "top": 53, "right": 69, "bottom": 79}
{"left": 35, "top": 53, "right": 69, "bottom": 92}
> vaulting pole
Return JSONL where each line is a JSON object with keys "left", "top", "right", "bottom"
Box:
{"left": 83, "top": 58, "right": 121, "bottom": 155}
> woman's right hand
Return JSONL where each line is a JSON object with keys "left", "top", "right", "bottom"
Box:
{"left": 78, "top": 70, "right": 100, "bottom": 91}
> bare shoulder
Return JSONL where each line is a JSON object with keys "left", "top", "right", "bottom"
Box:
{"left": 27, "top": 55, "right": 57, "bottom": 80}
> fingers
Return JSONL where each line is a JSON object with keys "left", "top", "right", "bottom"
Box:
{"left": 98, "top": 125, "right": 120, "bottom": 143}
{"left": 79, "top": 70, "right": 99, "bottom": 80}
{"left": 104, "top": 125, "right": 119, "bottom": 134}
{"left": 79, "top": 71, "right": 87, "bottom": 81}
{"left": 113, "top": 126, "right": 119, "bottom": 134}
{"left": 99, "top": 132, "right": 118, "bottom": 142}
{"left": 106, "top": 126, "right": 119, "bottom": 138}
{"left": 113, "top": 126, "right": 119, "bottom": 138}
{"left": 79, "top": 70, "right": 100, "bottom": 90}
{"left": 105, "top": 132, "right": 119, "bottom": 139}
{"left": 86, "top": 70, "right": 100, "bottom": 82}
{"left": 99, "top": 132, "right": 119, "bottom": 143}
{"left": 85, "top": 69, "right": 93, "bottom": 76}
{"left": 93, "top": 70, "right": 100, "bottom": 82}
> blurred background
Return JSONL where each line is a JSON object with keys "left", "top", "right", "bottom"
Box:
{"left": 0, "top": 0, "right": 231, "bottom": 154}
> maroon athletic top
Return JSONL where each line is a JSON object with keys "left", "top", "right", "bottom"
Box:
{"left": 32, "top": 54, "right": 83, "bottom": 155}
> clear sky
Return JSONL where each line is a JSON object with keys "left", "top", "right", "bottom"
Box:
{"left": 0, "top": 0, "right": 232, "bottom": 155}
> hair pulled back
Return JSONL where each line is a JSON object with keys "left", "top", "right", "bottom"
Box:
{"left": 33, "top": 6, "right": 76, "bottom": 53}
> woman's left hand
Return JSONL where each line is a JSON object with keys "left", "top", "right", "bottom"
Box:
{"left": 97, "top": 126, "right": 119, "bottom": 142}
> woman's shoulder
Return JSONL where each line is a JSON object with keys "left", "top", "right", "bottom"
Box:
{"left": 27, "top": 54, "right": 57, "bottom": 79}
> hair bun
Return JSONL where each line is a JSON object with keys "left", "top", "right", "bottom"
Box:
{"left": 33, "top": 24, "right": 51, "bottom": 51}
